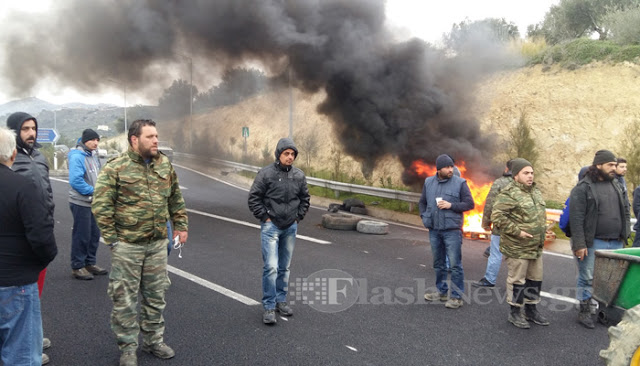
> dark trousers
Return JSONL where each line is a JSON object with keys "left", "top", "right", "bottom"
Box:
{"left": 70, "top": 203, "right": 101, "bottom": 270}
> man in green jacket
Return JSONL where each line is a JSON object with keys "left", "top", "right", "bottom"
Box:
{"left": 491, "top": 158, "right": 549, "bottom": 329}
{"left": 92, "top": 119, "right": 188, "bottom": 366}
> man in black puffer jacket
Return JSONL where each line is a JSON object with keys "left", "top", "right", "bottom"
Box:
{"left": 248, "top": 137, "right": 310, "bottom": 325}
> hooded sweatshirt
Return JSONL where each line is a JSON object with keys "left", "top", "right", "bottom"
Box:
{"left": 6, "top": 112, "right": 55, "bottom": 220}
{"left": 68, "top": 141, "right": 102, "bottom": 207}
{"left": 248, "top": 138, "right": 310, "bottom": 229}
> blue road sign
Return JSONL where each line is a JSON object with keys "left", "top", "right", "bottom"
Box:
{"left": 37, "top": 128, "right": 60, "bottom": 144}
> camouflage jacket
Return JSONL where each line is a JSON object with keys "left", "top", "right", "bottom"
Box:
{"left": 91, "top": 148, "right": 188, "bottom": 244}
{"left": 481, "top": 175, "right": 512, "bottom": 235}
{"left": 491, "top": 180, "right": 546, "bottom": 259}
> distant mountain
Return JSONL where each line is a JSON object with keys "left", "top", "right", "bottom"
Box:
{"left": 0, "top": 97, "right": 118, "bottom": 119}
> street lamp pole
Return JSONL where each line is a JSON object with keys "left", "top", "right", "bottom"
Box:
{"left": 288, "top": 66, "right": 293, "bottom": 139}
{"left": 107, "top": 78, "right": 127, "bottom": 133}
{"left": 178, "top": 54, "right": 194, "bottom": 149}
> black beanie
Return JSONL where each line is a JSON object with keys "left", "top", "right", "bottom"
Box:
{"left": 592, "top": 150, "right": 616, "bottom": 166}
{"left": 81, "top": 129, "right": 100, "bottom": 143}
{"left": 435, "top": 154, "right": 454, "bottom": 170}
{"left": 510, "top": 158, "right": 532, "bottom": 176}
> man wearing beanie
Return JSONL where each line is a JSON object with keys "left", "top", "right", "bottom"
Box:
{"left": 68, "top": 129, "right": 108, "bottom": 280}
{"left": 419, "top": 154, "right": 474, "bottom": 309}
{"left": 492, "top": 158, "right": 549, "bottom": 329}
{"left": 569, "top": 150, "right": 630, "bottom": 329}
{"left": 6, "top": 111, "right": 55, "bottom": 364}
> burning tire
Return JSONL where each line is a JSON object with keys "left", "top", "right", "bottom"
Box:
{"left": 350, "top": 206, "right": 368, "bottom": 215}
{"left": 599, "top": 304, "right": 640, "bottom": 365}
{"left": 322, "top": 213, "right": 361, "bottom": 231}
{"left": 356, "top": 220, "right": 388, "bottom": 235}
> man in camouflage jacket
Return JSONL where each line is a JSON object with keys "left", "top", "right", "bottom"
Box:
{"left": 473, "top": 160, "right": 513, "bottom": 288}
{"left": 92, "top": 119, "right": 187, "bottom": 366}
{"left": 491, "top": 158, "right": 549, "bottom": 330}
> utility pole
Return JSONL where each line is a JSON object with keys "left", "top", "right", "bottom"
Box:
{"left": 289, "top": 66, "right": 293, "bottom": 139}
{"left": 107, "top": 79, "right": 127, "bottom": 132}
{"left": 178, "top": 53, "right": 194, "bottom": 150}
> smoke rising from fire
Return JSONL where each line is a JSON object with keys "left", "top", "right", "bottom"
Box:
{"left": 1, "top": 0, "right": 519, "bottom": 184}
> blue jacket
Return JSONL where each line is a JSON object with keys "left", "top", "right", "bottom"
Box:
{"left": 68, "top": 142, "right": 101, "bottom": 207}
{"left": 418, "top": 175, "right": 474, "bottom": 231}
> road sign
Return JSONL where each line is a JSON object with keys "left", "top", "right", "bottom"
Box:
{"left": 37, "top": 128, "right": 60, "bottom": 144}
{"left": 242, "top": 126, "right": 249, "bottom": 138}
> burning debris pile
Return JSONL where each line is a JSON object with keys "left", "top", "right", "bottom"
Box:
{"left": 1, "top": 0, "right": 514, "bottom": 183}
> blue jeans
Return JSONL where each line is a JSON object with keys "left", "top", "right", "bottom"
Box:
{"left": 576, "top": 238, "right": 623, "bottom": 301}
{"left": 429, "top": 229, "right": 464, "bottom": 298}
{"left": 69, "top": 203, "right": 101, "bottom": 270}
{"left": 0, "top": 283, "right": 43, "bottom": 365}
{"left": 633, "top": 232, "right": 639, "bottom": 247}
{"left": 483, "top": 234, "right": 503, "bottom": 285}
{"left": 261, "top": 221, "right": 297, "bottom": 310}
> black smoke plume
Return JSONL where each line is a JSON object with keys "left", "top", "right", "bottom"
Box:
{"left": 1, "top": 0, "right": 515, "bottom": 185}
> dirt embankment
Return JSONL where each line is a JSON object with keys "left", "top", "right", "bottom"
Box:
{"left": 161, "top": 62, "right": 640, "bottom": 202}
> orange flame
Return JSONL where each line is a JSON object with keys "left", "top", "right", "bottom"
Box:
{"left": 411, "top": 160, "right": 492, "bottom": 233}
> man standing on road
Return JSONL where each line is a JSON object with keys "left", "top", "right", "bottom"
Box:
{"left": 569, "top": 150, "right": 630, "bottom": 329}
{"left": 491, "top": 158, "right": 549, "bottom": 329}
{"left": 615, "top": 157, "right": 628, "bottom": 203}
{"left": 69, "top": 129, "right": 108, "bottom": 280}
{"left": 248, "top": 137, "right": 310, "bottom": 325}
{"left": 7, "top": 111, "right": 55, "bottom": 364}
{"left": 0, "top": 126, "right": 57, "bottom": 365}
{"left": 92, "top": 119, "right": 188, "bottom": 366}
{"left": 420, "top": 154, "right": 474, "bottom": 309}
{"left": 472, "top": 160, "right": 513, "bottom": 288}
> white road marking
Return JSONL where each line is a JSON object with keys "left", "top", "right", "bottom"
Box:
{"left": 345, "top": 346, "right": 358, "bottom": 352}
{"left": 543, "top": 251, "right": 574, "bottom": 259}
{"left": 187, "top": 208, "right": 332, "bottom": 245}
{"left": 174, "top": 164, "right": 249, "bottom": 192}
{"left": 167, "top": 265, "right": 260, "bottom": 306}
{"left": 279, "top": 316, "right": 289, "bottom": 321}
{"left": 541, "top": 291, "right": 579, "bottom": 305}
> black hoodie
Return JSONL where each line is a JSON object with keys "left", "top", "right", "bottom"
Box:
{"left": 248, "top": 138, "right": 310, "bottom": 229}
{"left": 6, "top": 112, "right": 55, "bottom": 220}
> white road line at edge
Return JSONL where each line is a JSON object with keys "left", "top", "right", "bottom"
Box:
{"left": 187, "top": 208, "right": 331, "bottom": 245}
{"left": 167, "top": 265, "right": 260, "bottom": 306}
{"left": 541, "top": 291, "right": 579, "bottom": 305}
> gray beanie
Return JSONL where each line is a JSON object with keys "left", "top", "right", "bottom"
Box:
{"left": 592, "top": 150, "right": 616, "bottom": 166}
{"left": 435, "top": 154, "right": 454, "bottom": 170}
{"left": 511, "top": 158, "right": 532, "bottom": 176}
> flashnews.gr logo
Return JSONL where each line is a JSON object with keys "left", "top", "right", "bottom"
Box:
{"left": 289, "top": 269, "right": 359, "bottom": 313}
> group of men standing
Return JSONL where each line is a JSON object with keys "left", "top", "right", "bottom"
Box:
{"left": 419, "top": 149, "right": 633, "bottom": 330}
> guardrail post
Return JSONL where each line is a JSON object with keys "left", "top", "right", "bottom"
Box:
{"left": 334, "top": 190, "right": 340, "bottom": 199}
{"left": 408, "top": 202, "right": 414, "bottom": 212}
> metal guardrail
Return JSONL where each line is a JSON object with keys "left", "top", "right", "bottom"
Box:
{"left": 175, "top": 152, "right": 637, "bottom": 229}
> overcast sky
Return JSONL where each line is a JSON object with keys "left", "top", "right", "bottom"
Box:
{"left": 0, "top": 0, "right": 558, "bottom": 106}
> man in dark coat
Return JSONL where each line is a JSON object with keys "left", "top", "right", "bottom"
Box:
{"left": 569, "top": 150, "right": 630, "bottom": 329}
{"left": 248, "top": 137, "right": 310, "bottom": 325}
{"left": 419, "top": 154, "right": 474, "bottom": 310}
{"left": 0, "top": 126, "right": 57, "bottom": 365}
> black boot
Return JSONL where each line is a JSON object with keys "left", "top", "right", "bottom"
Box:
{"left": 578, "top": 300, "right": 595, "bottom": 329}
{"left": 508, "top": 305, "right": 530, "bottom": 329}
{"left": 525, "top": 304, "right": 550, "bottom": 326}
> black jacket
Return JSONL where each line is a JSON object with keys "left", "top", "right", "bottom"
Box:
{"left": 569, "top": 174, "right": 630, "bottom": 252}
{"left": 0, "top": 164, "right": 58, "bottom": 286}
{"left": 248, "top": 138, "right": 310, "bottom": 229}
{"left": 633, "top": 186, "right": 640, "bottom": 232}
{"left": 6, "top": 112, "right": 55, "bottom": 220}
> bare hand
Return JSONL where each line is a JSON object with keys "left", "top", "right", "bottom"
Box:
{"left": 437, "top": 200, "right": 452, "bottom": 210}
{"left": 519, "top": 231, "right": 533, "bottom": 239}
{"left": 575, "top": 248, "right": 588, "bottom": 261}
{"left": 174, "top": 230, "right": 188, "bottom": 244}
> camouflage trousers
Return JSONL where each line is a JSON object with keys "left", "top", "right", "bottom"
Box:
{"left": 107, "top": 239, "right": 171, "bottom": 352}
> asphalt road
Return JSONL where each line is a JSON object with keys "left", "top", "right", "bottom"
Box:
{"left": 39, "top": 164, "right": 611, "bottom": 366}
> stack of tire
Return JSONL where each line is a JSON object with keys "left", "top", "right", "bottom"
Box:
{"left": 322, "top": 198, "right": 388, "bottom": 235}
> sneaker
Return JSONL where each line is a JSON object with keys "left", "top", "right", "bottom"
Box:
{"left": 483, "top": 246, "right": 491, "bottom": 258}
{"left": 85, "top": 264, "right": 108, "bottom": 275}
{"left": 445, "top": 298, "right": 463, "bottom": 309}
{"left": 508, "top": 310, "right": 531, "bottom": 329}
{"left": 72, "top": 268, "right": 94, "bottom": 280}
{"left": 276, "top": 302, "right": 293, "bottom": 316}
{"left": 424, "top": 292, "right": 448, "bottom": 302}
{"left": 472, "top": 277, "right": 495, "bottom": 288}
{"left": 119, "top": 350, "right": 137, "bottom": 366}
{"left": 263, "top": 309, "right": 277, "bottom": 324}
{"left": 525, "top": 306, "right": 550, "bottom": 326}
{"left": 142, "top": 342, "right": 175, "bottom": 359}
{"left": 42, "top": 353, "right": 50, "bottom": 365}
{"left": 43, "top": 338, "right": 51, "bottom": 350}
